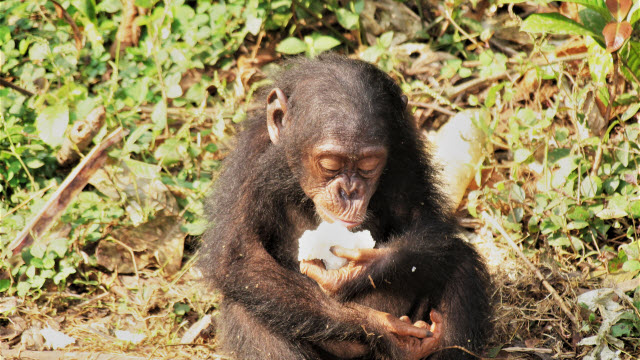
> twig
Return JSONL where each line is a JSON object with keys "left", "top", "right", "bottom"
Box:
{"left": 442, "top": 8, "right": 479, "bottom": 48}
{"left": 0, "top": 350, "right": 160, "bottom": 360}
{"left": 50, "top": 0, "right": 83, "bottom": 51}
{"left": 110, "top": 238, "right": 140, "bottom": 281}
{"left": 9, "top": 128, "right": 127, "bottom": 254}
{"left": 502, "top": 346, "right": 553, "bottom": 354}
{"left": 446, "top": 53, "right": 589, "bottom": 99}
{"left": 56, "top": 106, "right": 106, "bottom": 166}
{"left": 0, "top": 78, "right": 34, "bottom": 97}
{"left": 408, "top": 100, "right": 457, "bottom": 117}
{"left": 0, "top": 182, "right": 55, "bottom": 221}
{"left": 446, "top": 71, "right": 517, "bottom": 99}
{"left": 482, "top": 212, "right": 579, "bottom": 328}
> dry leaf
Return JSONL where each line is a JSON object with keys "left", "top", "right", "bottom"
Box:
{"left": 603, "top": 21, "right": 632, "bottom": 53}
{"left": 606, "top": 0, "right": 632, "bottom": 22}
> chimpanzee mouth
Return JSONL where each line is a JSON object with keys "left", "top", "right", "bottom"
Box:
{"left": 316, "top": 205, "right": 363, "bottom": 229}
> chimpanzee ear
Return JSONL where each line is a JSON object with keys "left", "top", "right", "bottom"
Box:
{"left": 400, "top": 95, "right": 408, "bottom": 108}
{"left": 266, "top": 88, "right": 289, "bottom": 144}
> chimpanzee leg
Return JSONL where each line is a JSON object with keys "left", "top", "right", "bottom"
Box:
{"left": 216, "top": 302, "right": 323, "bottom": 360}
{"left": 427, "top": 251, "right": 491, "bottom": 360}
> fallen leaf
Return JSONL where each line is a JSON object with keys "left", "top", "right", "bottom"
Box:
{"left": 603, "top": 21, "right": 632, "bottom": 53}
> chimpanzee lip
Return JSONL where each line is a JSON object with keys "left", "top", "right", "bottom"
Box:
{"left": 316, "top": 205, "right": 363, "bottom": 229}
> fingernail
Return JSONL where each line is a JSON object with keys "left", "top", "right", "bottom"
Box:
{"left": 425, "top": 330, "right": 433, "bottom": 337}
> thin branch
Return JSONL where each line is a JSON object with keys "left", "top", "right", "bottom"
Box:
{"left": 9, "top": 128, "right": 127, "bottom": 254}
{"left": 482, "top": 212, "right": 579, "bottom": 328}
{"left": 0, "top": 78, "right": 35, "bottom": 97}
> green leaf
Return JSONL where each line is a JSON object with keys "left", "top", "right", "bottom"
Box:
{"left": 513, "top": 148, "right": 532, "bottom": 163}
{"left": 580, "top": 175, "right": 602, "bottom": 198}
{"left": 557, "top": 0, "right": 610, "bottom": 20}
{"left": 36, "top": 104, "right": 69, "bottom": 147}
{"left": 521, "top": 13, "right": 602, "bottom": 41}
{"left": 17, "top": 282, "right": 30, "bottom": 297}
{"left": 603, "top": 177, "right": 620, "bottom": 194}
{"left": 0, "top": 26, "right": 10, "bottom": 46}
{"left": 621, "top": 103, "right": 640, "bottom": 121}
{"left": 151, "top": 100, "right": 167, "bottom": 132}
{"left": 630, "top": 0, "right": 640, "bottom": 25}
{"left": 568, "top": 206, "right": 591, "bottom": 221}
{"left": 629, "top": 201, "right": 640, "bottom": 218}
{"left": 615, "top": 141, "right": 630, "bottom": 166}
{"left": 620, "top": 41, "right": 640, "bottom": 83}
{"left": 276, "top": 37, "right": 307, "bottom": 55}
{"left": 25, "top": 158, "right": 44, "bottom": 169}
{"left": 622, "top": 260, "right": 640, "bottom": 272}
{"left": 510, "top": 184, "right": 526, "bottom": 203}
{"left": 596, "top": 208, "right": 627, "bottom": 219}
{"left": 245, "top": 14, "right": 263, "bottom": 36}
{"left": 567, "top": 220, "right": 589, "bottom": 230}
{"left": 135, "top": 0, "right": 155, "bottom": 8}
{"left": 579, "top": 8, "right": 608, "bottom": 34}
{"left": 48, "top": 238, "right": 69, "bottom": 258}
{"left": 173, "top": 302, "right": 190, "bottom": 315}
{"left": 379, "top": 32, "right": 394, "bottom": 48}
{"left": 29, "top": 42, "right": 50, "bottom": 61}
{"left": 311, "top": 34, "right": 341, "bottom": 53}
{"left": 336, "top": 8, "right": 359, "bottom": 30}
{"left": 72, "top": 0, "right": 97, "bottom": 20}
{"left": 165, "top": 73, "right": 183, "bottom": 99}
{"left": 0, "top": 279, "right": 10, "bottom": 292}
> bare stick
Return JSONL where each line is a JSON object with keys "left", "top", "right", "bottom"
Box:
{"left": 0, "top": 78, "right": 34, "bottom": 97}
{"left": 9, "top": 128, "right": 127, "bottom": 254}
{"left": 482, "top": 212, "right": 579, "bottom": 327}
{"left": 0, "top": 349, "right": 160, "bottom": 360}
{"left": 56, "top": 106, "right": 106, "bottom": 166}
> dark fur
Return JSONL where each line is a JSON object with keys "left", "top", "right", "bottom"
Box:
{"left": 200, "top": 54, "right": 492, "bottom": 359}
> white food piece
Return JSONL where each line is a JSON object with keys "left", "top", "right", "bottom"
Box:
{"left": 298, "top": 221, "right": 376, "bottom": 270}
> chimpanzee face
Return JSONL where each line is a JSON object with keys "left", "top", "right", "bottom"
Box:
{"left": 298, "top": 139, "right": 386, "bottom": 228}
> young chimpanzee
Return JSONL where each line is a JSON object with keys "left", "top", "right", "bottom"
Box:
{"left": 200, "top": 53, "right": 492, "bottom": 360}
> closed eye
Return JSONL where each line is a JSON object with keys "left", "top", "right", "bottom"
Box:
{"left": 357, "top": 157, "right": 381, "bottom": 176}
{"left": 318, "top": 157, "right": 342, "bottom": 175}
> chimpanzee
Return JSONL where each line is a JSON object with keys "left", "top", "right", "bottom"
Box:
{"left": 200, "top": 53, "right": 492, "bottom": 360}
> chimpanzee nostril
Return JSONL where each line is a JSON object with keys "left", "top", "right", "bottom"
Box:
{"left": 340, "top": 188, "right": 349, "bottom": 200}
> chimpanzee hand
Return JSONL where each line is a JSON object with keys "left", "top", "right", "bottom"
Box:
{"left": 395, "top": 310, "right": 443, "bottom": 360}
{"left": 319, "top": 304, "right": 437, "bottom": 359}
{"left": 300, "top": 246, "right": 391, "bottom": 296}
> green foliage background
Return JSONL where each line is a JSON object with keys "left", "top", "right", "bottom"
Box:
{"left": 1, "top": 0, "right": 640, "bottom": 356}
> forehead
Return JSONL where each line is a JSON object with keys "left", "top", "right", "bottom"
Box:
{"left": 309, "top": 137, "right": 387, "bottom": 159}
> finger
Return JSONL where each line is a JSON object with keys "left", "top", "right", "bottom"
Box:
{"left": 300, "top": 260, "right": 327, "bottom": 282}
{"left": 331, "top": 246, "right": 381, "bottom": 261}
{"left": 399, "top": 316, "right": 411, "bottom": 324}
{"left": 430, "top": 309, "right": 443, "bottom": 324}
{"left": 429, "top": 310, "right": 443, "bottom": 340}
{"left": 382, "top": 315, "right": 430, "bottom": 338}
{"left": 394, "top": 322, "right": 431, "bottom": 338}
{"left": 413, "top": 320, "right": 428, "bottom": 329}
{"left": 330, "top": 246, "right": 361, "bottom": 260}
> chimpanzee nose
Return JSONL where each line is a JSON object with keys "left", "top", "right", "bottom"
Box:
{"left": 340, "top": 182, "right": 358, "bottom": 200}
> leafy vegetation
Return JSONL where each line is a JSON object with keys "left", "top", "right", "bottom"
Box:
{"left": 1, "top": 0, "right": 640, "bottom": 358}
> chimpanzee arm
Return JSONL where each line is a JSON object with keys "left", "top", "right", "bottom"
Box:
{"left": 209, "top": 230, "right": 429, "bottom": 358}
{"left": 331, "top": 230, "right": 481, "bottom": 300}
{"left": 321, "top": 228, "right": 492, "bottom": 358}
